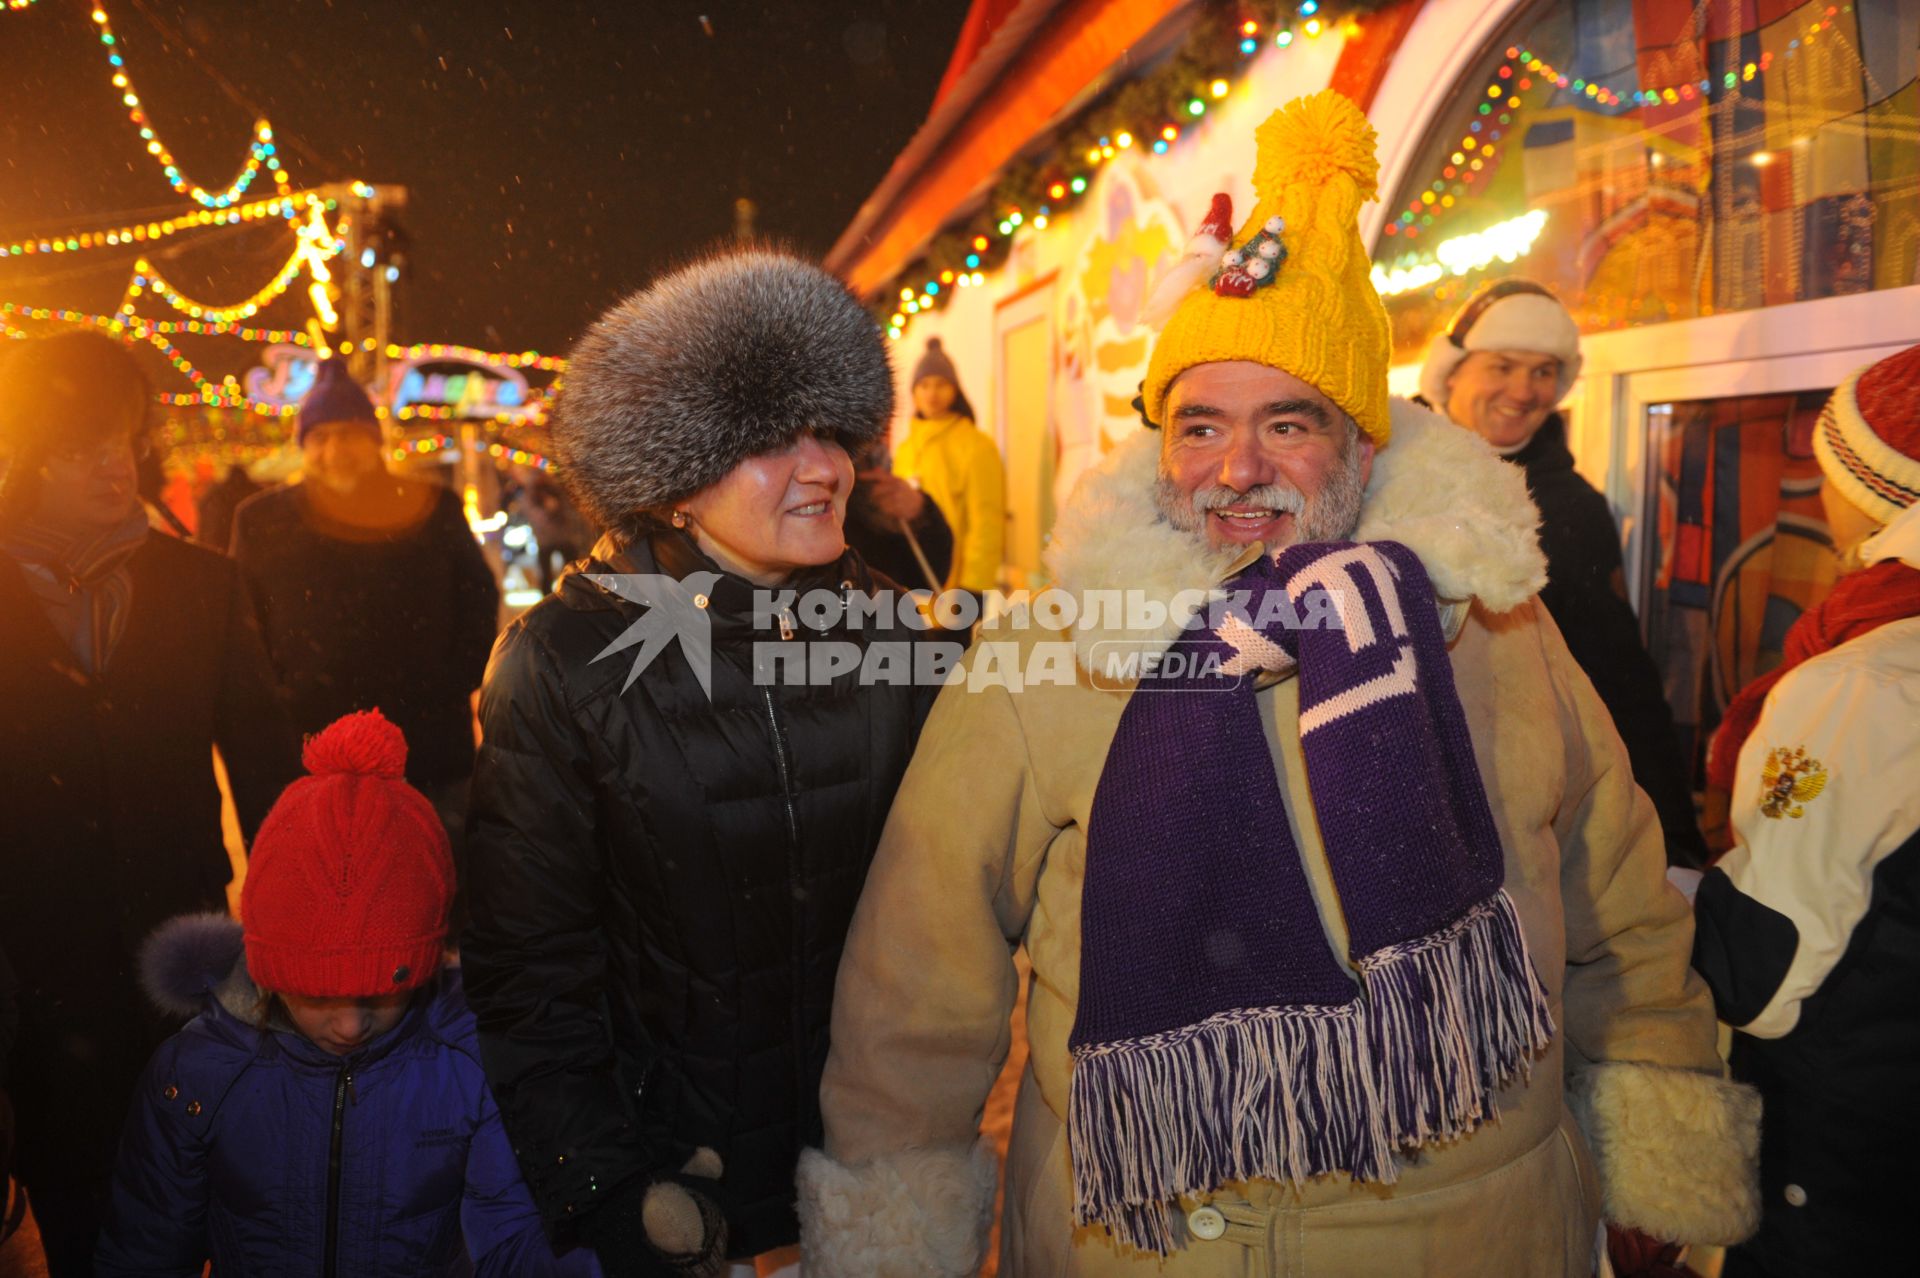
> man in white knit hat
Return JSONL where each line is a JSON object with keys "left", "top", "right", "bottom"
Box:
{"left": 1421, "top": 278, "right": 1706, "bottom": 868}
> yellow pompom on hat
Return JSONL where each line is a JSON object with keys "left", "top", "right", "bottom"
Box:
{"left": 1142, "top": 89, "right": 1392, "bottom": 446}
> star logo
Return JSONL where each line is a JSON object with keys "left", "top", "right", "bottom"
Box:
{"left": 587, "top": 572, "right": 724, "bottom": 698}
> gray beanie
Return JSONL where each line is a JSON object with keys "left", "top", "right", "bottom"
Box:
{"left": 911, "top": 338, "right": 959, "bottom": 387}
{"left": 551, "top": 247, "right": 894, "bottom": 530}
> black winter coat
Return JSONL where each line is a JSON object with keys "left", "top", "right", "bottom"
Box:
{"left": 231, "top": 479, "right": 500, "bottom": 787}
{"left": 461, "top": 531, "right": 950, "bottom": 1264}
{"left": 1509, "top": 414, "right": 1708, "bottom": 867}
{"left": 0, "top": 531, "right": 298, "bottom": 1186}
{"left": 1698, "top": 826, "right": 1920, "bottom": 1276}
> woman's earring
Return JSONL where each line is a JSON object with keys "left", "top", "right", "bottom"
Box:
{"left": 671, "top": 509, "right": 689, "bottom": 529}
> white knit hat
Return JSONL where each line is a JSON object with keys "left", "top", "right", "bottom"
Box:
{"left": 1418, "top": 279, "right": 1583, "bottom": 409}
{"left": 1812, "top": 343, "right": 1920, "bottom": 525}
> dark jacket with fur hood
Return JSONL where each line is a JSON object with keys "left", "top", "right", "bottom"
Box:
{"left": 94, "top": 915, "right": 598, "bottom": 1278}
{"left": 461, "top": 528, "right": 950, "bottom": 1267}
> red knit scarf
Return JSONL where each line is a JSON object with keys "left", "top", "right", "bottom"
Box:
{"left": 1707, "top": 558, "right": 1920, "bottom": 793}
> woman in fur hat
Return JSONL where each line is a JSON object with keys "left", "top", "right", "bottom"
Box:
{"left": 461, "top": 247, "right": 950, "bottom": 1278}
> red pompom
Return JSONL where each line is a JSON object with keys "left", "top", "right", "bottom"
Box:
{"left": 302, "top": 709, "right": 409, "bottom": 780}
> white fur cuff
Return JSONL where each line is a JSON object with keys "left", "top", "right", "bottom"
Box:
{"left": 1566, "top": 1061, "right": 1762, "bottom": 1246}
{"left": 796, "top": 1142, "right": 998, "bottom": 1278}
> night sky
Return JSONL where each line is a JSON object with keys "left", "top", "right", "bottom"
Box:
{"left": 0, "top": 0, "right": 968, "bottom": 365}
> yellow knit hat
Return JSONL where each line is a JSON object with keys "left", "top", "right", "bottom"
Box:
{"left": 1141, "top": 90, "right": 1391, "bottom": 446}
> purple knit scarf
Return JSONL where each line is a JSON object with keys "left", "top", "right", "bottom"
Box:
{"left": 1069, "top": 540, "right": 1554, "bottom": 1253}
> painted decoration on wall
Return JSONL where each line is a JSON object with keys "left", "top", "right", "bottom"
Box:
{"left": 1053, "top": 153, "right": 1184, "bottom": 504}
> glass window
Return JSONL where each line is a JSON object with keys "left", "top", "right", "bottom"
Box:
{"left": 1374, "top": 0, "right": 1920, "bottom": 363}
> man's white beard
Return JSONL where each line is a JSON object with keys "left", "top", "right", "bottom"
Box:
{"left": 1153, "top": 438, "right": 1369, "bottom": 549}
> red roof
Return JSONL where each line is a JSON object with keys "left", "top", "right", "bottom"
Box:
{"left": 826, "top": 0, "right": 1193, "bottom": 297}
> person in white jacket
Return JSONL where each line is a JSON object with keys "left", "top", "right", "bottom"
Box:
{"left": 1689, "top": 342, "right": 1920, "bottom": 1278}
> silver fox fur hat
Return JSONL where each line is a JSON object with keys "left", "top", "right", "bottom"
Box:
{"left": 551, "top": 246, "right": 894, "bottom": 533}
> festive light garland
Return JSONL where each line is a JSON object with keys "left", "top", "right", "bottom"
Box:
{"left": 88, "top": 4, "right": 289, "bottom": 208}
{"left": 0, "top": 193, "right": 326, "bottom": 260}
{"left": 1379, "top": 4, "right": 1845, "bottom": 247}
{"left": 5, "top": 1, "right": 41, "bottom": 11}
{"left": 0, "top": 301, "right": 310, "bottom": 347}
{"left": 879, "top": 4, "right": 1399, "bottom": 341}
{"left": 385, "top": 342, "right": 568, "bottom": 372}
{"left": 0, "top": 303, "right": 227, "bottom": 397}
{"left": 5, "top": 313, "right": 556, "bottom": 460}
{"left": 392, "top": 432, "right": 553, "bottom": 471}
{"left": 120, "top": 204, "right": 347, "bottom": 324}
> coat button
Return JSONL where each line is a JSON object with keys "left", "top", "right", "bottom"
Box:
{"left": 1187, "top": 1205, "right": 1227, "bottom": 1241}
{"left": 163, "top": 1085, "right": 178, "bottom": 1100}
{"left": 1784, "top": 1183, "right": 1808, "bottom": 1207}
{"left": 185, "top": 1101, "right": 202, "bottom": 1116}
{"left": 694, "top": 594, "right": 709, "bottom": 609}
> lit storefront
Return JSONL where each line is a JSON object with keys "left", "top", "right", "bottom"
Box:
{"left": 838, "top": 0, "right": 1919, "bottom": 768}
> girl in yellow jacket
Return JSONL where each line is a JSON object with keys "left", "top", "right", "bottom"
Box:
{"left": 893, "top": 339, "right": 1005, "bottom": 594}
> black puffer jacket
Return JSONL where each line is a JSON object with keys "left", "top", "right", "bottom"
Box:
{"left": 461, "top": 530, "right": 951, "bottom": 1264}
{"left": 1509, "top": 414, "right": 1709, "bottom": 868}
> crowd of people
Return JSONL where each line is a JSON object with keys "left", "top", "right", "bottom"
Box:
{"left": 1, "top": 87, "right": 1914, "bottom": 1278}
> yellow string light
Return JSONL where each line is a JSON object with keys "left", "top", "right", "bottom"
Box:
{"left": 384, "top": 342, "right": 568, "bottom": 372}
{"left": 90, "top": 4, "right": 288, "bottom": 208}
{"left": 121, "top": 205, "right": 347, "bottom": 324}
{"left": 0, "top": 192, "right": 327, "bottom": 261}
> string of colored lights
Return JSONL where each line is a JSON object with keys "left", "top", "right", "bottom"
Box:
{"left": 391, "top": 395, "right": 552, "bottom": 424}
{"left": 1506, "top": 2, "right": 1838, "bottom": 116}
{"left": 0, "top": 303, "right": 226, "bottom": 397}
{"left": 0, "top": 301, "right": 311, "bottom": 347}
{"left": 1383, "top": 54, "right": 1527, "bottom": 241}
{"left": 5, "top": 1, "right": 41, "bottom": 12}
{"left": 120, "top": 206, "right": 348, "bottom": 325}
{"left": 0, "top": 193, "right": 317, "bottom": 261}
{"left": 385, "top": 342, "right": 568, "bottom": 372}
{"left": 390, "top": 433, "right": 552, "bottom": 471}
{"left": 88, "top": 4, "right": 289, "bottom": 208}
{"left": 886, "top": 6, "right": 1345, "bottom": 342}
{"left": 1370, "top": 3, "right": 1843, "bottom": 250}
{"left": 5, "top": 307, "right": 559, "bottom": 441}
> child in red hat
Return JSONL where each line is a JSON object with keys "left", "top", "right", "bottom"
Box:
{"left": 94, "top": 710, "right": 600, "bottom": 1277}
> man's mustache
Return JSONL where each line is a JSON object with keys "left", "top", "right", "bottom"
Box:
{"left": 1189, "top": 484, "right": 1306, "bottom": 514}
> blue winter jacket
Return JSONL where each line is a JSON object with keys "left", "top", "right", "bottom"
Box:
{"left": 95, "top": 915, "right": 602, "bottom": 1278}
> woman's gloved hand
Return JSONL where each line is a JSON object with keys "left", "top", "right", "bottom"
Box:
{"left": 585, "top": 1148, "right": 731, "bottom": 1278}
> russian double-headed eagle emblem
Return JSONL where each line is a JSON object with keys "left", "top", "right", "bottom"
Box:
{"left": 1759, "top": 745, "right": 1828, "bottom": 820}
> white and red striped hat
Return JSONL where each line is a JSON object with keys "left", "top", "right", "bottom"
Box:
{"left": 1814, "top": 343, "right": 1920, "bottom": 525}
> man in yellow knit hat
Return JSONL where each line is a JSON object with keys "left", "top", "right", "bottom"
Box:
{"left": 799, "top": 91, "right": 1758, "bottom": 1276}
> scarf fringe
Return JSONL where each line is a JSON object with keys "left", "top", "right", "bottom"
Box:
{"left": 1357, "top": 891, "right": 1556, "bottom": 1149}
{"left": 1067, "top": 891, "right": 1553, "bottom": 1254}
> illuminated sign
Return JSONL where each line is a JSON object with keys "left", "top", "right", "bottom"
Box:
{"left": 386, "top": 357, "right": 530, "bottom": 420}
{"left": 245, "top": 343, "right": 321, "bottom": 407}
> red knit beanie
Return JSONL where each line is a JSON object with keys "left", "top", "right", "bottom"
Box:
{"left": 241, "top": 709, "right": 453, "bottom": 998}
{"left": 1814, "top": 342, "right": 1920, "bottom": 525}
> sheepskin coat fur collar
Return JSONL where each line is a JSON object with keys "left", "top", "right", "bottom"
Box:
{"left": 1044, "top": 397, "right": 1548, "bottom": 672}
